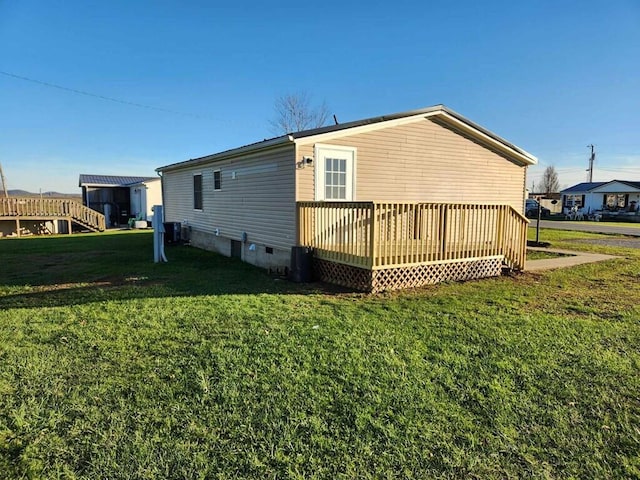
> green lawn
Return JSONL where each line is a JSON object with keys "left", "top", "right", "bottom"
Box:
{"left": 1, "top": 230, "right": 639, "bottom": 479}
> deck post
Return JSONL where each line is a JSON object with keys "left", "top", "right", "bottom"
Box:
{"left": 16, "top": 218, "right": 20, "bottom": 237}
{"left": 295, "top": 203, "right": 301, "bottom": 245}
{"left": 369, "top": 203, "right": 377, "bottom": 268}
{"left": 440, "top": 205, "right": 448, "bottom": 259}
{"left": 497, "top": 206, "right": 505, "bottom": 256}
{"left": 67, "top": 218, "right": 72, "bottom": 235}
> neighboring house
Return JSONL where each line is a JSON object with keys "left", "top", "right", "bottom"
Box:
{"left": 78, "top": 174, "right": 162, "bottom": 227}
{"left": 561, "top": 180, "right": 640, "bottom": 214}
{"left": 157, "top": 105, "right": 537, "bottom": 291}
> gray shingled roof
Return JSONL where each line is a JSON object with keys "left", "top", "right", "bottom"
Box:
{"left": 613, "top": 180, "right": 640, "bottom": 190}
{"left": 561, "top": 180, "right": 640, "bottom": 194}
{"left": 561, "top": 182, "right": 606, "bottom": 193}
{"left": 78, "top": 174, "right": 157, "bottom": 187}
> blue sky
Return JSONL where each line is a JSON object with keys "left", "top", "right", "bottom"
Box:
{"left": 1, "top": 0, "right": 639, "bottom": 193}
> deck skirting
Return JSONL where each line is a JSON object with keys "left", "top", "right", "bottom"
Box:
{"left": 314, "top": 256, "right": 504, "bottom": 292}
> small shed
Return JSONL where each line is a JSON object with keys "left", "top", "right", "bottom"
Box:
{"left": 157, "top": 105, "right": 537, "bottom": 291}
{"left": 79, "top": 174, "right": 161, "bottom": 227}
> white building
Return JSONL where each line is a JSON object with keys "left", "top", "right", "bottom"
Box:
{"left": 561, "top": 180, "right": 640, "bottom": 214}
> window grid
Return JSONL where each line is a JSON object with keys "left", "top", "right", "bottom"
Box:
{"left": 324, "top": 157, "right": 347, "bottom": 200}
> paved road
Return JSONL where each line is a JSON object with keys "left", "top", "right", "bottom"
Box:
{"left": 530, "top": 220, "right": 640, "bottom": 237}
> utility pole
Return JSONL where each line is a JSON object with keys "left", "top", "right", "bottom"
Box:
{"left": 0, "top": 162, "right": 8, "bottom": 198}
{"left": 586, "top": 144, "right": 595, "bottom": 183}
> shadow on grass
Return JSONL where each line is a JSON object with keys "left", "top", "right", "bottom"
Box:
{"left": 0, "top": 231, "right": 345, "bottom": 309}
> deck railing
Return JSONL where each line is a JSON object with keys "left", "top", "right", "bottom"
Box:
{"left": 0, "top": 197, "right": 106, "bottom": 232}
{"left": 297, "top": 202, "right": 528, "bottom": 271}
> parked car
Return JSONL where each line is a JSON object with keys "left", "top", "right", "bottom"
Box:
{"left": 525, "top": 199, "right": 551, "bottom": 218}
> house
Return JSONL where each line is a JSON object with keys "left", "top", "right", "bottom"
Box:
{"left": 78, "top": 174, "right": 162, "bottom": 227}
{"left": 157, "top": 105, "right": 537, "bottom": 291}
{"left": 561, "top": 180, "right": 640, "bottom": 216}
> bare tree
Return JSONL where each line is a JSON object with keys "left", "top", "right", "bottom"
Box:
{"left": 541, "top": 165, "right": 560, "bottom": 195}
{"left": 269, "top": 92, "right": 330, "bottom": 134}
{"left": 0, "top": 162, "right": 8, "bottom": 198}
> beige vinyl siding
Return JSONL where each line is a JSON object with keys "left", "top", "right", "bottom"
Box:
{"left": 162, "top": 144, "right": 297, "bottom": 250}
{"left": 296, "top": 117, "right": 526, "bottom": 212}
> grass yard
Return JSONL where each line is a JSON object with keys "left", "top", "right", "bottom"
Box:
{"left": 1, "top": 230, "right": 639, "bottom": 479}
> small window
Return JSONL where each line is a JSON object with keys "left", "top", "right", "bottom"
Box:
{"left": 193, "top": 174, "right": 203, "bottom": 210}
{"left": 564, "top": 194, "right": 583, "bottom": 208}
{"left": 214, "top": 170, "right": 222, "bottom": 191}
{"left": 324, "top": 157, "right": 347, "bottom": 200}
{"left": 606, "top": 194, "right": 626, "bottom": 209}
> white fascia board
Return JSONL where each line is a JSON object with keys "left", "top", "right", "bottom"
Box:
{"left": 590, "top": 181, "right": 640, "bottom": 193}
{"left": 82, "top": 183, "right": 122, "bottom": 188}
{"left": 435, "top": 112, "right": 538, "bottom": 166}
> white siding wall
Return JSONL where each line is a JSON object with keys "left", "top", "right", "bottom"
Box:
{"left": 585, "top": 193, "right": 603, "bottom": 213}
{"left": 129, "top": 179, "right": 162, "bottom": 221}
{"left": 144, "top": 180, "right": 163, "bottom": 221}
{"left": 162, "top": 145, "right": 297, "bottom": 250}
{"left": 585, "top": 188, "right": 640, "bottom": 213}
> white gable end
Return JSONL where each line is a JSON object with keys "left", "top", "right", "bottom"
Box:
{"left": 591, "top": 181, "right": 640, "bottom": 193}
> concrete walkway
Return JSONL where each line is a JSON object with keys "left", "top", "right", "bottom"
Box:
{"left": 526, "top": 247, "right": 620, "bottom": 272}
{"left": 530, "top": 220, "right": 640, "bottom": 237}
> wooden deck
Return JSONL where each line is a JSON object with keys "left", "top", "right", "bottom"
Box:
{"left": 297, "top": 202, "right": 528, "bottom": 292}
{"left": 0, "top": 197, "right": 106, "bottom": 236}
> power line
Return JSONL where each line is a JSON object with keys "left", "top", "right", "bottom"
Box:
{"left": 600, "top": 166, "right": 640, "bottom": 172}
{"left": 0, "top": 70, "right": 208, "bottom": 119}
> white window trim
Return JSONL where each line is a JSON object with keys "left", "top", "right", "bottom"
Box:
{"left": 213, "top": 169, "right": 222, "bottom": 191}
{"left": 314, "top": 144, "right": 357, "bottom": 201}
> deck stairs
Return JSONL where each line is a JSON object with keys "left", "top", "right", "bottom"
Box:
{"left": 0, "top": 197, "right": 106, "bottom": 233}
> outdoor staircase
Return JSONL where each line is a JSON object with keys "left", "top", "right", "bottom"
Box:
{"left": 0, "top": 197, "right": 106, "bottom": 233}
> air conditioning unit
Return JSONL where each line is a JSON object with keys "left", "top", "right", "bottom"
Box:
{"left": 163, "top": 222, "right": 181, "bottom": 244}
{"left": 181, "top": 225, "right": 191, "bottom": 243}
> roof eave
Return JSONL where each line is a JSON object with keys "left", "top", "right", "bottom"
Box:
{"left": 157, "top": 135, "right": 295, "bottom": 173}
{"left": 433, "top": 110, "right": 538, "bottom": 166}
{"left": 292, "top": 105, "right": 537, "bottom": 166}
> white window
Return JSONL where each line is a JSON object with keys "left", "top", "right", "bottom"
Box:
{"left": 605, "top": 194, "right": 626, "bottom": 209}
{"left": 324, "top": 157, "right": 347, "bottom": 200}
{"left": 314, "top": 144, "right": 356, "bottom": 201}
{"left": 214, "top": 170, "right": 222, "bottom": 191}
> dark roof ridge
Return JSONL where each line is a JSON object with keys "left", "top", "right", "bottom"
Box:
{"left": 78, "top": 174, "right": 158, "bottom": 187}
